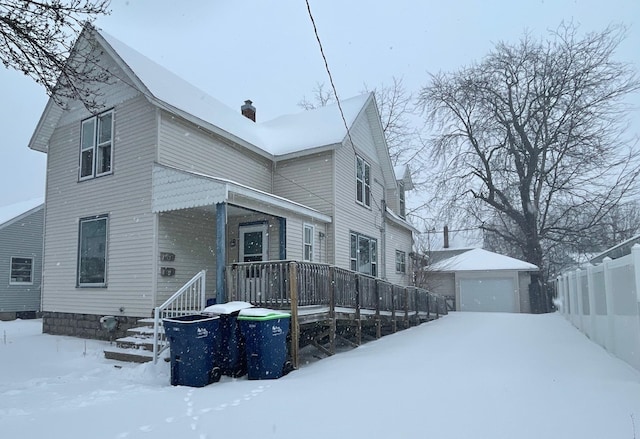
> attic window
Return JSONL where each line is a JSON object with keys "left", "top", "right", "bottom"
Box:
{"left": 356, "top": 156, "right": 371, "bottom": 207}
{"left": 79, "top": 110, "right": 113, "bottom": 180}
{"left": 399, "top": 181, "right": 406, "bottom": 218}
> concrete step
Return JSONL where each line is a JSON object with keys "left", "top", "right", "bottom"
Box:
{"left": 115, "top": 335, "right": 163, "bottom": 351}
{"left": 104, "top": 346, "right": 155, "bottom": 364}
{"left": 127, "top": 325, "right": 162, "bottom": 336}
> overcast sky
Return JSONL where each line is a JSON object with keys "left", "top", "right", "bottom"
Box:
{"left": 0, "top": 0, "right": 638, "bottom": 209}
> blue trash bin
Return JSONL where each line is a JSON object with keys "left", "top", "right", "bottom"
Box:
{"left": 237, "top": 308, "right": 291, "bottom": 380}
{"left": 202, "top": 301, "right": 253, "bottom": 377}
{"left": 163, "top": 314, "right": 221, "bottom": 387}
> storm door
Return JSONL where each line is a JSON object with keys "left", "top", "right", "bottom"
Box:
{"left": 239, "top": 223, "right": 268, "bottom": 301}
{"left": 239, "top": 223, "right": 268, "bottom": 262}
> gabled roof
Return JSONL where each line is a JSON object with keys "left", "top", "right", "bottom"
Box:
{"left": 30, "top": 26, "right": 376, "bottom": 161}
{"left": 0, "top": 198, "right": 44, "bottom": 231}
{"left": 430, "top": 248, "right": 539, "bottom": 272}
{"left": 394, "top": 164, "right": 414, "bottom": 190}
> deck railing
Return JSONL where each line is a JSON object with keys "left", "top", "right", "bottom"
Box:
{"left": 227, "top": 261, "right": 445, "bottom": 361}
{"left": 152, "top": 270, "right": 207, "bottom": 364}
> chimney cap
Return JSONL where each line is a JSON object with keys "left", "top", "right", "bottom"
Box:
{"left": 241, "top": 99, "right": 256, "bottom": 122}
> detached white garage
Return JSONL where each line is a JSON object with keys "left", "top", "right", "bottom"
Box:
{"left": 428, "top": 248, "right": 539, "bottom": 313}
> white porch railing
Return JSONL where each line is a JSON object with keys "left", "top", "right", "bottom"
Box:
{"left": 152, "top": 270, "right": 207, "bottom": 364}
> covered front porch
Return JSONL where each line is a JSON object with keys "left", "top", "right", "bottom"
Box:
{"left": 151, "top": 163, "right": 332, "bottom": 306}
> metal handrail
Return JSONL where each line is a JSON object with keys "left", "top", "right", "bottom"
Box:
{"left": 152, "top": 270, "right": 206, "bottom": 363}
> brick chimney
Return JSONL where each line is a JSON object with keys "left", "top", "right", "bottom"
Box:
{"left": 241, "top": 100, "right": 256, "bottom": 122}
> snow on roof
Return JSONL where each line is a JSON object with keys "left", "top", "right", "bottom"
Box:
{"left": 430, "top": 248, "right": 539, "bottom": 272}
{"left": 258, "top": 94, "right": 370, "bottom": 155}
{"left": 99, "top": 29, "right": 368, "bottom": 157}
{"left": 0, "top": 198, "right": 44, "bottom": 228}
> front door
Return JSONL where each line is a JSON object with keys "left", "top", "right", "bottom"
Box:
{"left": 239, "top": 223, "right": 268, "bottom": 262}
{"left": 239, "top": 223, "right": 268, "bottom": 301}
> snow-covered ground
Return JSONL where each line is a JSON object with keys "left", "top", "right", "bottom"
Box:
{"left": 1, "top": 312, "right": 639, "bottom": 439}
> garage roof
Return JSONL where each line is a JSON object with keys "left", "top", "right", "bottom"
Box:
{"left": 430, "top": 248, "right": 539, "bottom": 272}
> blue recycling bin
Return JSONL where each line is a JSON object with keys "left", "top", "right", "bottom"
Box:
{"left": 163, "top": 314, "right": 221, "bottom": 387}
{"left": 202, "top": 301, "right": 253, "bottom": 377}
{"left": 238, "top": 308, "right": 291, "bottom": 380}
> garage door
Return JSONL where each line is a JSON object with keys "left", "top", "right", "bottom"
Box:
{"left": 459, "top": 277, "right": 517, "bottom": 312}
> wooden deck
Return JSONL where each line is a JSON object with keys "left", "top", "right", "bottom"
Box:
{"left": 226, "top": 261, "right": 448, "bottom": 369}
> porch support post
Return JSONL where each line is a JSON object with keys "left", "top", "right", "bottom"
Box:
{"left": 279, "top": 217, "right": 286, "bottom": 260}
{"left": 216, "top": 202, "right": 227, "bottom": 304}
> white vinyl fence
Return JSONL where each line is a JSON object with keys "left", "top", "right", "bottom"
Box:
{"left": 556, "top": 244, "right": 640, "bottom": 371}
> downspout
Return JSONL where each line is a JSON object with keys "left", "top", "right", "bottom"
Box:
{"left": 216, "top": 202, "right": 227, "bottom": 304}
{"left": 380, "top": 199, "right": 386, "bottom": 280}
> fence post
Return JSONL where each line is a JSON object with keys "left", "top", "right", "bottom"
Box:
{"left": 602, "top": 257, "right": 615, "bottom": 353}
{"left": 575, "top": 268, "right": 584, "bottom": 333}
{"left": 329, "top": 266, "right": 336, "bottom": 355}
{"left": 289, "top": 262, "right": 300, "bottom": 370}
{"left": 355, "top": 275, "right": 362, "bottom": 346}
{"left": 375, "top": 280, "right": 381, "bottom": 339}
{"left": 586, "top": 264, "right": 597, "bottom": 343}
{"left": 631, "top": 245, "right": 640, "bottom": 359}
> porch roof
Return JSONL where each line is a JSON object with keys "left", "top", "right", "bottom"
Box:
{"left": 151, "top": 164, "right": 332, "bottom": 223}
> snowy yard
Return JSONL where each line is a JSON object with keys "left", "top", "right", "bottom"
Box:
{"left": 1, "top": 312, "right": 639, "bottom": 439}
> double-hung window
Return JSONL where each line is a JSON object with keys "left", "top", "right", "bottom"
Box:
{"left": 78, "top": 215, "right": 108, "bottom": 287}
{"left": 80, "top": 110, "right": 113, "bottom": 180}
{"left": 395, "top": 250, "right": 406, "bottom": 274}
{"left": 350, "top": 232, "right": 377, "bottom": 277}
{"left": 10, "top": 257, "right": 33, "bottom": 284}
{"left": 356, "top": 156, "right": 371, "bottom": 207}
{"left": 398, "top": 181, "right": 406, "bottom": 218}
{"left": 303, "top": 224, "right": 314, "bottom": 262}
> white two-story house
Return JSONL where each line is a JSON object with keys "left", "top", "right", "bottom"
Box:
{"left": 28, "top": 26, "right": 416, "bottom": 338}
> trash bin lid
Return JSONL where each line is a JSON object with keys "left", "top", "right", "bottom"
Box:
{"left": 237, "top": 308, "right": 290, "bottom": 321}
{"left": 203, "top": 301, "right": 253, "bottom": 315}
{"left": 163, "top": 314, "right": 219, "bottom": 324}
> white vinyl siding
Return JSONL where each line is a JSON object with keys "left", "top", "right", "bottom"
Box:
{"left": 273, "top": 151, "right": 334, "bottom": 264}
{"left": 156, "top": 210, "right": 217, "bottom": 305}
{"left": 158, "top": 113, "right": 272, "bottom": 191}
{"left": 333, "top": 114, "right": 385, "bottom": 275}
{"left": 385, "top": 220, "right": 413, "bottom": 285}
{"left": 273, "top": 151, "right": 334, "bottom": 214}
{"left": 42, "top": 94, "right": 157, "bottom": 316}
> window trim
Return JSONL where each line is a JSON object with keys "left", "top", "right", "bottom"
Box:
{"left": 79, "top": 109, "right": 114, "bottom": 181}
{"left": 350, "top": 231, "right": 377, "bottom": 277}
{"left": 356, "top": 156, "right": 371, "bottom": 208}
{"left": 303, "top": 223, "right": 314, "bottom": 262}
{"left": 398, "top": 181, "right": 406, "bottom": 218}
{"left": 395, "top": 250, "right": 406, "bottom": 274}
{"left": 77, "top": 214, "right": 108, "bottom": 288}
{"left": 9, "top": 256, "right": 34, "bottom": 285}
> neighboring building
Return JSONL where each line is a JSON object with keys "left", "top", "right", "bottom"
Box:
{"left": 589, "top": 234, "right": 640, "bottom": 264}
{"left": 0, "top": 199, "right": 44, "bottom": 320}
{"left": 425, "top": 248, "right": 539, "bottom": 313}
{"left": 28, "top": 26, "right": 416, "bottom": 338}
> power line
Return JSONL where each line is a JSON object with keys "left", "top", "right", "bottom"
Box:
{"left": 304, "top": 0, "right": 385, "bottom": 215}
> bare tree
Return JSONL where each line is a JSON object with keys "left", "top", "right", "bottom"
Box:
{"left": 418, "top": 23, "right": 640, "bottom": 297}
{"left": 0, "top": 0, "right": 110, "bottom": 111}
{"left": 298, "top": 82, "right": 335, "bottom": 110}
